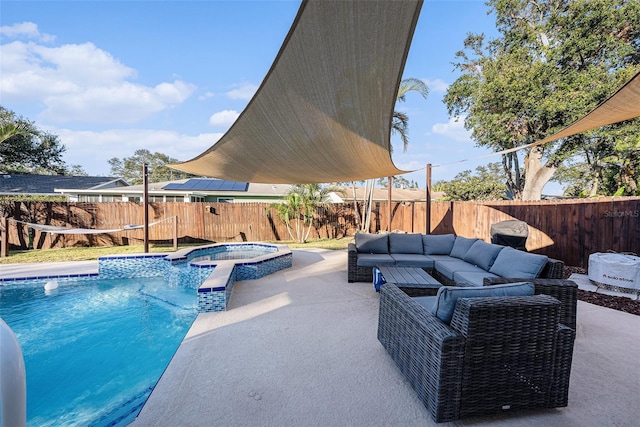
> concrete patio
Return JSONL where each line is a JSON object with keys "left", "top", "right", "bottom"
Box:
{"left": 2, "top": 249, "right": 638, "bottom": 426}
{"left": 130, "top": 248, "right": 640, "bottom": 427}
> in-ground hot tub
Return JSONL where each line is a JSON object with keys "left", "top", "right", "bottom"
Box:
{"left": 99, "top": 242, "right": 293, "bottom": 312}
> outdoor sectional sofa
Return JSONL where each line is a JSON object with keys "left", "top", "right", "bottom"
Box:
{"left": 347, "top": 232, "right": 565, "bottom": 285}
{"left": 352, "top": 232, "right": 578, "bottom": 421}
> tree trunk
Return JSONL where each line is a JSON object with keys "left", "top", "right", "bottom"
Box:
{"left": 350, "top": 182, "right": 360, "bottom": 228}
{"left": 502, "top": 153, "right": 523, "bottom": 200}
{"left": 522, "top": 146, "right": 557, "bottom": 200}
{"left": 589, "top": 174, "right": 599, "bottom": 197}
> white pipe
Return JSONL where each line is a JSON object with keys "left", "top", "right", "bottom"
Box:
{"left": 0, "top": 318, "right": 26, "bottom": 427}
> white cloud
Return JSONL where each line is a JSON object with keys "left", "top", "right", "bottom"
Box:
{"left": 431, "top": 116, "right": 472, "bottom": 142}
{"left": 226, "top": 83, "right": 258, "bottom": 100}
{"left": 0, "top": 22, "right": 55, "bottom": 42}
{"left": 423, "top": 78, "right": 449, "bottom": 92}
{"left": 0, "top": 38, "right": 195, "bottom": 123}
{"left": 209, "top": 110, "right": 239, "bottom": 127}
{"left": 199, "top": 91, "right": 215, "bottom": 100}
{"left": 52, "top": 127, "right": 224, "bottom": 175}
{"left": 39, "top": 80, "right": 195, "bottom": 123}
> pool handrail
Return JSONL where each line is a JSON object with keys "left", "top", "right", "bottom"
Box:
{"left": 0, "top": 318, "right": 26, "bottom": 427}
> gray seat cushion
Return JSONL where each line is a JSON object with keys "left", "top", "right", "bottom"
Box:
{"left": 430, "top": 281, "right": 535, "bottom": 323}
{"left": 389, "top": 233, "right": 424, "bottom": 254}
{"left": 489, "top": 247, "right": 549, "bottom": 278}
{"left": 422, "top": 234, "right": 455, "bottom": 255}
{"left": 356, "top": 253, "right": 395, "bottom": 267}
{"left": 434, "top": 259, "right": 485, "bottom": 281}
{"left": 355, "top": 233, "right": 389, "bottom": 254}
{"left": 449, "top": 236, "right": 480, "bottom": 259}
{"left": 453, "top": 270, "right": 500, "bottom": 287}
{"left": 463, "top": 241, "right": 504, "bottom": 270}
{"left": 390, "top": 254, "right": 435, "bottom": 268}
{"left": 426, "top": 254, "right": 456, "bottom": 262}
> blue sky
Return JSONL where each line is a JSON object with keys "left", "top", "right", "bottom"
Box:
{"left": 0, "top": 0, "right": 522, "bottom": 189}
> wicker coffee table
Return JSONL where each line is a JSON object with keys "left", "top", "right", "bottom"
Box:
{"left": 377, "top": 266, "right": 442, "bottom": 297}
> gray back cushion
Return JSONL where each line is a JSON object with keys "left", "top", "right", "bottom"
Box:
{"left": 355, "top": 233, "right": 389, "bottom": 254}
{"left": 449, "top": 236, "right": 480, "bottom": 259}
{"left": 489, "top": 247, "right": 549, "bottom": 278}
{"left": 430, "top": 281, "right": 535, "bottom": 324}
{"left": 463, "top": 241, "right": 504, "bottom": 270}
{"left": 389, "top": 233, "right": 424, "bottom": 254}
{"left": 422, "top": 234, "right": 455, "bottom": 255}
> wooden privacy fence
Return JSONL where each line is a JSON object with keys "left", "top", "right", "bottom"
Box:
{"left": 1, "top": 197, "right": 638, "bottom": 268}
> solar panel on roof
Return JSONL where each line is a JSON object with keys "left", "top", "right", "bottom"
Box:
{"left": 182, "top": 179, "right": 199, "bottom": 190}
{"left": 162, "top": 179, "right": 249, "bottom": 192}
{"left": 208, "top": 180, "right": 223, "bottom": 190}
{"left": 234, "top": 182, "right": 249, "bottom": 191}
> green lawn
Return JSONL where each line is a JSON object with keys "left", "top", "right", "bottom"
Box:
{"left": 0, "top": 238, "right": 353, "bottom": 264}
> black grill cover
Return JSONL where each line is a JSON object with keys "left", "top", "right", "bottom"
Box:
{"left": 490, "top": 220, "right": 529, "bottom": 250}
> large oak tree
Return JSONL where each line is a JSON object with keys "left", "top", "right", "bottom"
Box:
{"left": 444, "top": 0, "right": 640, "bottom": 200}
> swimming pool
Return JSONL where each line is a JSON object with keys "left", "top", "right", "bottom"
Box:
{"left": 0, "top": 276, "right": 198, "bottom": 426}
{"left": 0, "top": 242, "right": 292, "bottom": 425}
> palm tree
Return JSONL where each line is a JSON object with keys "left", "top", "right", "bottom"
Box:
{"left": 0, "top": 122, "right": 28, "bottom": 144}
{"left": 375, "top": 78, "right": 430, "bottom": 231}
{"left": 392, "top": 77, "right": 429, "bottom": 152}
{"left": 273, "top": 183, "right": 342, "bottom": 243}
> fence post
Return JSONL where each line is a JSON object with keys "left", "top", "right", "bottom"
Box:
{"left": 173, "top": 216, "right": 178, "bottom": 251}
{"left": 1, "top": 217, "right": 8, "bottom": 257}
{"left": 387, "top": 176, "right": 392, "bottom": 232}
{"left": 143, "top": 163, "right": 149, "bottom": 253}
{"left": 426, "top": 163, "right": 432, "bottom": 234}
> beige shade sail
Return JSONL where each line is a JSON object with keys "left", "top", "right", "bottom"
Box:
{"left": 170, "top": 0, "right": 422, "bottom": 184}
{"left": 498, "top": 70, "right": 640, "bottom": 156}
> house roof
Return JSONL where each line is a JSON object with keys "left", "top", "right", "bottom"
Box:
{"left": 332, "top": 187, "right": 445, "bottom": 202}
{"left": 56, "top": 178, "right": 292, "bottom": 197}
{"left": 0, "top": 174, "right": 124, "bottom": 195}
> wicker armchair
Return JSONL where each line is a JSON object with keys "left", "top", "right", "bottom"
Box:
{"left": 377, "top": 283, "right": 576, "bottom": 423}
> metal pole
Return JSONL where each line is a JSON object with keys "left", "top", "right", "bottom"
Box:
{"left": 173, "top": 215, "right": 178, "bottom": 251}
{"left": 387, "top": 176, "right": 392, "bottom": 232}
{"left": 143, "top": 163, "right": 149, "bottom": 253}
{"left": 426, "top": 164, "right": 432, "bottom": 234}
{"left": 1, "top": 217, "right": 8, "bottom": 257}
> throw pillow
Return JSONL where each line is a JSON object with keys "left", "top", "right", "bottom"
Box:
{"left": 449, "top": 236, "right": 479, "bottom": 259}
{"left": 430, "top": 281, "right": 535, "bottom": 324}
{"left": 463, "top": 241, "right": 504, "bottom": 270}
{"left": 389, "top": 233, "right": 424, "bottom": 254}
{"left": 422, "top": 234, "right": 455, "bottom": 255}
{"left": 355, "top": 233, "right": 389, "bottom": 254}
{"left": 489, "top": 247, "right": 549, "bottom": 278}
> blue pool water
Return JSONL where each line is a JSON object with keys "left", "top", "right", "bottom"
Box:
{"left": 187, "top": 244, "right": 276, "bottom": 262}
{"left": 0, "top": 277, "right": 198, "bottom": 426}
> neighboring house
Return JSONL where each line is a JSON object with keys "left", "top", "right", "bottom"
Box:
{"left": 1, "top": 174, "right": 442, "bottom": 203}
{"left": 330, "top": 186, "right": 444, "bottom": 202}
{"left": 55, "top": 178, "right": 292, "bottom": 203}
{"left": 0, "top": 174, "right": 127, "bottom": 197}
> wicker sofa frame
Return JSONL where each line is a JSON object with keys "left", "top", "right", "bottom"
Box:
{"left": 377, "top": 283, "right": 576, "bottom": 422}
{"left": 483, "top": 277, "right": 578, "bottom": 330}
